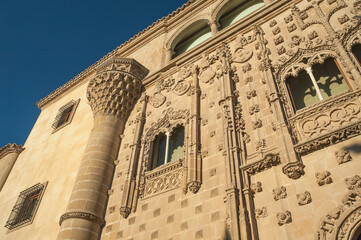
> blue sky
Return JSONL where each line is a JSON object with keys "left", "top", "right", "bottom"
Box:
{"left": 0, "top": 0, "right": 188, "bottom": 147}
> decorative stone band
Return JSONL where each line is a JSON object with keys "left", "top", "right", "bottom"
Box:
{"left": 240, "top": 153, "right": 280, "bottom": 175}
{"left": 0, "top": 143, "right": 24, "bottom": 159}
{"left": 295, "top": 121, "right": 361, "bottom": 156}
{"left": 86, "top": 57, "right": 149, "bottom": 118}
{"left": 59, "top": 212, "right": 105, "bottom": 227}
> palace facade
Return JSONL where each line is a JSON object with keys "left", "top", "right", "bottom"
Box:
{"left": 1, "top": 0, "right": 361, "bottom": 239}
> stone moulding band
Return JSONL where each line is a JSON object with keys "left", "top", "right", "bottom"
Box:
{"left": 240, "top": 153, "right": 280, "bottom": 175}
{"left": 59, "top": 212, "right": 105, "bottom": 227}
{"left": 295, "top": 121, "right": 361, "bottom": 156}
{"left": 0, "top": 143, "right": 24, "bottom": 159}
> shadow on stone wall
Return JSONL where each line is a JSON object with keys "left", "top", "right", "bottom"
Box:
{"left": 343, "top": 143, "right": 361, "bottom": 154}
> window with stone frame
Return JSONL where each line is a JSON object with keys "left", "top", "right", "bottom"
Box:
{"left": 351, "top": 44, "right": 361, "bottom": 67}
{"left": 5, "top": 183, "right": 47, "bottom": 230}
{"left": 149, "top": 125, "right": 185, "bottom": 170}
{"left": 286, "top": 58, "right": 350, "bottom": 111}
{"left": 52, "top": 99, "right": 80, "bottom": 132}
{"left": 218, "top": 0, "right": 264, "bottom": 30}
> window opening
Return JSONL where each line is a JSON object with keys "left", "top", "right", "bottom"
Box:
{"left": 150, "top": 126, "right": 184, "bottom": 170}
{"left": 5, "top": 183, "right": 46, "bottom": 230}
{"left": 286, "top": 58, "right": 350, "bottom": 111}
{"left": 351, "top": 44, "right": 361, "bottom": 66}
{"left": 219, "top": 0, "right": 264, "bottom": 30}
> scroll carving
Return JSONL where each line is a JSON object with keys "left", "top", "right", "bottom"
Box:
{"left": 242, "top": 153, "right": 280, "bottom": 175}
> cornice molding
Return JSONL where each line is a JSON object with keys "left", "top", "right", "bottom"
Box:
{"left": 36, "top": 0, "right": 297, "bottom": 109}
{"left": 0, "top": 143, "right": 24, "bottom": 159}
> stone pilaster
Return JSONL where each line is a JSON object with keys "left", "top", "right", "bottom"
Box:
{"left": 0, "top": 143, "right": 24, "bottom": 191}
{"left": 57, "top": 58, "right": 148, "bottom": 240}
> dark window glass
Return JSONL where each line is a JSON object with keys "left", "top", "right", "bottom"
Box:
{"left": 168, "top": 126, "right": 185, "bottom": 163}
{"left": 286, "top": 70, "right": 318, "bottom": 110}
{"left": 151, "top": 133, "right": 167, "bottom": 170}
{"left": 312, "top": 58, "right": 349, "bottom": 99}
{"left": 351, "top": 44, "right": 361, "bottom": 66}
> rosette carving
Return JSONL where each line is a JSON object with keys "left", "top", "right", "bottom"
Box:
{"left": 86, "top": 58, "right": 149, "bottom": 118}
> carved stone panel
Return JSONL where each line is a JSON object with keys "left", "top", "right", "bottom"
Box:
{"left": 290, "top": 96, "right": 361, "bottom": 142}
{"left": 143, "top": 160, "right": 184, "bottom": 198}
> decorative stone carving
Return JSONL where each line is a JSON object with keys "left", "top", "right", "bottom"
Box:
{"left": 284, "top": 15, "right": 293, "bottom": 24}
{"left": 246, "top": 90, "right": 257, "bottom": 99}
{"left": 287, "top": 24, "right": 297, "bottom": 33}
{"left": 0, "top": 143, "right": 24, "bottom": 159}
{"left": 199, "top": 53, "right": 216, "bottom": 83}
{"left": 316, "top": 171, "right": 333, "bottom": 186}
{"left": 269, "top": 20, "right": 277, "bottom": 27}
{"left": 317, "top": 189, "right": 361, "bottom": 239}
{"left": 338, "top": 14, "right": 350, "bottom": 24}
{"left": 249, "top": 104, "right": 260, "bottom": 115}
{"left": 242, "top": 63, "right": 252, "bottom": 73}
{"left": 272, "top": 27, "right": 281, "bottom": 36}
{"left": 297, "top": 191, "right": 312, "bottom": 205}
{"left": 172, "top": 80, "right": 190, "bottom": 96}
{"left": 252, "top": 119, "right": 263, "bottom": 129}
{"left": 233, "top": 34, "right": 253, "bottom": 63}
{"left": 119, "top": 207, "right": 131, "bottom": 219}
{"left": 143, "top": 159, "right": 184, "bottom": 198}
{"left": 255, "top": 207, "right": 267, "bottom": 219}
{"left": 273, "top": 186, "right": 287, "bottom": 201}
{"left": 295, "top": 122, "right": 361, "bottom": 155}
{"left": 335, "top": 149, "right": 352, "bottom": 164}
{"left": 282, "top": 162, "right": 305, "bottom": 179}
{"left": 277, "top": 211, "right": 292, "bottom": 226}
{"left": 243, "top": 153, "right": 280, "bottom": 175}
{"left": 289, "top": 35, "right": 304, "bottom": 48}
{"left": 308, "top": 31, "right": 318, "bottom": 40}
{"left": 149, "top": 92, "right": 166, "bottom": 108}
{"left": 345, "top": 175, "right": 361, "bottom": 190}
{"left": 255, "top": 139, "right": 266, "bottom": 151}
{"left": 188, "top": 181, "right": 202, "bottom": 194}
{"left": 274, "top": 36, "right": 284, "bottom": 45}
{"left": 59, "top": 212, "right": 105, "bottom": 227}
{"left": 277, "top": 46, "right": 286, "bottom": 55}
{"left": 250, "top": 182, "right": 262, "bottom": 193}
{"left": 87, "top": 58, "right": 148, "bottom": 118}
{"left": 245, "top": 76, "right": 253, "bottom": 84}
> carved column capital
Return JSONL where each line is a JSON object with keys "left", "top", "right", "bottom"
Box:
{"left": 86, "top": 57, "right": 149, "bottom": 118}
{"left": 0, "top": 143, "right": 24, "bottom": 159}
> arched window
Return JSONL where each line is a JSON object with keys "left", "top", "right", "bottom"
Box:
{"left": 218, "top": 0, "right": 264, "bottom": 30}
{"left": 149, "top": 125, "right": 185, "bottom": 170}
{"left": 286, "top": 58, "right": 350, "bottom": 111}
{"left": 172, "top": 21, "right": 212, "bottom": 58}
{"left": 351, "top": 44, "right": 361, "bottom": 66}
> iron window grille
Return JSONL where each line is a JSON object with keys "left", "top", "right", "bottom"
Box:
{"left": 5, "top": 183, "right": 46, "bottom": 230}
{"left": 52, "top": 99, "right": 80, "bottom": 132}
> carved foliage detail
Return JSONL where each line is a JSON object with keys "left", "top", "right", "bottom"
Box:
{"left": 250, "top": 182, "right": 262, "bottom": 194}
{"left": 282, "top": 162, "right": 305, "bottom": 179}
{"left": 255, "top": 207, "right": 267, "bottom": 219}
{"left": 335, "top": 149, "right": 353, "bottom": 164}
{"left": 316, "top": 171, "right": 333, "bottom": 186}
{"left": 243, "top": 153, "right": 280, "bottom": 175}
{"left": 297, "top": 191, "right": 312, "bottom": 205}
{"left": 277, "top": 211, "right": 292, "bottom": 226}
{"left": 273, "top": 186, "right": 287, "bottom": 201}
{"left": 345, "top": 175, "right": 361, "bottom": 190}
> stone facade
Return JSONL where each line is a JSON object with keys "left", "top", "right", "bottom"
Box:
{"left": 1, "top": 0, "right": 361, "bottom": 239}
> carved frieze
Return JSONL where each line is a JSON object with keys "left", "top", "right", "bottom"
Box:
{"left": 242, "top": 153, "right": 280, "bottom": 175}
{"left": 142, "top": 160, "right": 184, "bottom": 198}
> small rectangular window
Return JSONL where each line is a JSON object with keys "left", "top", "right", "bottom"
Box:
{"left": 52, "top": 99, "right": 80, "bottom": 132}
{"left": 5, "top": 183, "right": 47, "bottom": 230}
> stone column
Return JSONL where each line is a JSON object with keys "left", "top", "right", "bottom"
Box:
{"left": 0, "top": 143, "right": 24, "bottom": 191}
{"left": 57, "top": 58, "right": 148, "bottom": 240}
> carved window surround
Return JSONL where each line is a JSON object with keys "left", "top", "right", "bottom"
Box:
{"left": 51, "top": 99, "right": 80, "bottom": 133}
{"left": 138, "top": 108, "right": 190, "bottom": 199}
